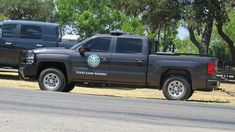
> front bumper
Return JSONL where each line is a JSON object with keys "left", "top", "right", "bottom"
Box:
{"left": 18, "top": 64, "right": 37, "bottom": 80}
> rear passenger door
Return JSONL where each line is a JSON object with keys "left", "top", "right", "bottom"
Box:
{"left": 0, "top": 24, "right": 18, "bottom": 67}
{"left": 109, "top": 38, "right": 147, "bottom": 85}
{"left": 16, "top": 25, "right": 44, "bottom": 50}
{"left": 12, "top": 25, "right": 44, "bottom": 66}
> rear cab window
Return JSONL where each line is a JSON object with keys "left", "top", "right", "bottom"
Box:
{"left": 20, "top": 25, "right": 42, "bottom": 39}
{"left": 115, "top": 38, "right": 143, "bottom": 54}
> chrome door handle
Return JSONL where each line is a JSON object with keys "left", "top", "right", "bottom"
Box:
{"left": 36, "top": 44, "right": 43, "bottom": 47}
{"left": 135, "top": 59, "right": 144, "bottom": 63}
{"left": 100, "top": 57, "right": 108, "bottom": 61}
{"left": 5, "top": 42, "right": 12, "bottom": 45}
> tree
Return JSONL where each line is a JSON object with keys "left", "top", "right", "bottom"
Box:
{"left": 113, "top": 0, "right": 180, "bottom": 50}
{"left": 115, "top": 0, "right": 234, "bottom": 57}
{"left": 180, "top": 0, "right": 222, "bottom": 55}
{"left": 56, "top": 0, "right": 144, "bottom": 39}
{"left": 0, "top": 0, "right": 55, "bottom": 21}
{"left": 215, "top": 1, "right": 235, "bottom": 60}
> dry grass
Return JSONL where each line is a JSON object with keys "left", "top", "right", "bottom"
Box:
{"left": 0, "top": 71, "right": 235, "bottom": 105}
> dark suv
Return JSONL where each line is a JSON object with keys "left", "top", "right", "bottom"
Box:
{"left": 0, "top": 20, "right": 74, "bottom": 68}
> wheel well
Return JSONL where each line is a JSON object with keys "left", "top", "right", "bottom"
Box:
{"left": 160, "top": 69, "right": 192, "bottom": 89}
{"left": 37, "top": 62, "right": 67, "bottom": 79}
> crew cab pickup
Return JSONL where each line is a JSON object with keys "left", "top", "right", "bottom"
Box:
{"left": 0, "top": 20, "right": 75, "bottom": 68}
{"left": 19, "top": 33, "right": 219, "bottom": 100}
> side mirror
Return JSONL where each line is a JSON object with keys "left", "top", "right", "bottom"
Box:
{"left": 0, "top": 29, "right": 2, "bottom": 39}
{"left": 78, "top": 47, "right": 86, "bottom": 54}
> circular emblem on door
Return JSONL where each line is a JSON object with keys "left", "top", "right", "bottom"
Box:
{"left": 87, "top": 54, "right": 101, "bottom": 68}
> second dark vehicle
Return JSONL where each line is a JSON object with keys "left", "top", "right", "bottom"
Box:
{"left": 0, "top": 20, "right": 75, "bottom": 68}
{"left": 19, "top": 33, "right": 219, "bottom": 100}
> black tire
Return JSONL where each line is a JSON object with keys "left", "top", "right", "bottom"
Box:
{"left": 162, "top": 76, "right": 191, "bottom": 100}
{"left": 63, "top": 83, "right": 75, "bottom": 92}
{"left": 187, "top": 89, "right": 194, "bottom": 99}
{"left": 38, "top": 68, "right": 66, "bottom": 92}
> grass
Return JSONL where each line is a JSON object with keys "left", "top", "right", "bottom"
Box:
{"left": 0, "top": 71, "right": 235, "bottom": 105}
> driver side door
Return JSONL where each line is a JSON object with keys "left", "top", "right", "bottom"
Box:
{"left": 71, "top": 37, "right": 113, "bottom": 82}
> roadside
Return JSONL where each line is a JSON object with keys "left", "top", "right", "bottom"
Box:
{"left": 0, "top": 71, "right": 235, "bottom": 105}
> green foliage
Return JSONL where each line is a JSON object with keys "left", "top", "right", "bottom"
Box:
{"left": 174, "top": 38, "right": 199, "bottom": 54}
{"left": 0, "top": 14, "right": 6, "bottom": 20}
{"left": 56, "top": 0, "right": 144, "bottom": 39}
{"left": 121, "top": 17, "right": 145, "bottom": 35}
{"left": 114, "top": 0, "right": 179, "bottom": 50}
{"left": 209, "top": 8, "right": 235, "bottom": 60}
{"left": 223, "top": 9, "right": 235, "bottom": 43}
{"left": 0, "top": 0, "right": 55, "bottom": 21}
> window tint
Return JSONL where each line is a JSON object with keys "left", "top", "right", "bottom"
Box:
{"left": 20, "top": 25, "right": 42, "bottom": 39}
{"left": 84, "top": 37, "right": 111, "bottom": 52}
{"left": 2, "top": 24, "right": 17, "bottom": 38}
{"left": 116, "top": 38, "right": 142, "bottom": 53}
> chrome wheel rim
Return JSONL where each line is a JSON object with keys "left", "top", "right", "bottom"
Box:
{"left": 168, "top": 81, "right": 184, "bottom": 98}
{"left": 43, "top": 73, "right": 60, "bottom": 90}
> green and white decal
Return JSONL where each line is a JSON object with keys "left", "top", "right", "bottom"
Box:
{"left": 87, "top": 54, "right": 101, "bottom": 68}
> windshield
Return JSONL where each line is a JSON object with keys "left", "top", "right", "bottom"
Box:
{"left": 70, "top": 42, "right": 82, "bottom": 50}
{"left": 70, "top": 36, "right": 94, "bottom": 50}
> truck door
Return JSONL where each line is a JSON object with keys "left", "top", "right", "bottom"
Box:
{"left": 0, "top": 24, "right": 18, "bottom": 67}
{"left": 16, "top": 25, "right": 44, "bottom": 50}
{"left": 12, "top": 25, "right": 44, "bottom": 67}
{"left": 71, "top": 37, "right": 112, "bottom": 82}
{"left": 109, "top": 37, "right": 148, "bottom": 85}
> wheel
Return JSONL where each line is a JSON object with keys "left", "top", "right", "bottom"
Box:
{"left": 162, "top": 76, "right": 191, "bottom": 100}
{"left": 187, "top": 90, "right": 194, "bottom": 99}
{"left": 63, "top": 83, "right": 75, "bottom": 92}
{"left": 38, "top": 68, "right": 66, "bottom": 92}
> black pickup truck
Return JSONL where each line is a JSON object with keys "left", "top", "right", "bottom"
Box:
{"left": 0, "top": 20, "right": 75, "bottom": 68}
{"left": 19, "top": 33, "right": 219, "bottom": 100}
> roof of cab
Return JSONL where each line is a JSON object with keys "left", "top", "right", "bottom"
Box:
{"left": 1, "top": 20, "right": 59, "bottom": 27}
{"left": 94, "top": 33, "right": 148, "bottom": 40}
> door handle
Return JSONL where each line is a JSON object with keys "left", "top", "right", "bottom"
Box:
{"left": 135, "top": 59, "right": 144, "bottom": 63}
{"left": 5, "top": 42, "right": 12, "bottom": 45}
{"left": 36, "top": 44, "right": 43, "bottom": 47}
{"left": 100, "top": 57, "right": 108, "bottom": 61}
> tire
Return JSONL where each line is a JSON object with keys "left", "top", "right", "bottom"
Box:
{"left": 187, "top": 90, "right": 194, "bottom": 99}
{"left": 162, "top": 76, "right": 191, "bottom": 100}
{"left": 63, "top": 83, "right": 75, "bottom": 92}
{"left": 38, "top": 68, "right": 66, "bottom": 92}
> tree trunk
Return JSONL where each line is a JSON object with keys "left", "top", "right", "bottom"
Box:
{"left": 188, "top": 27, "right": 207, "bottom": 55}
{"left": 201, "top": 17, "right": 213, "bottom": 55}
{"left": 217, "top": 21, "right": 235, "bottom": 60}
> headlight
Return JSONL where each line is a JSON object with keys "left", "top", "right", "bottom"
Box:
{"left": 25, "top": 51, "right": 35, "bottom": 64}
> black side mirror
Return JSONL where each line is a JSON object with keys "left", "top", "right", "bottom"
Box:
{"left": 0, "top": 29, "right": 2, "bottom": 39}
{"left": 78, "top": 47, "right": 87, "bottom": 54}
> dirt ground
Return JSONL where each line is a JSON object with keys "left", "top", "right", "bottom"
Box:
{"left": 0, "top": 71, "right": 235, "bottom": 105}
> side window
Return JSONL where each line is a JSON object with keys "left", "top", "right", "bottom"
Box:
{"left": 116, "top": 38, "right": 143, "bottom": 53}
{"left": 2, "top": 24, "right": 17, "bottom": 38}
{"left": 20, "top": 25, "right": 42, "bottom": 39}
{"left": 84, "top": 37, "right": 111, "bottom": 52}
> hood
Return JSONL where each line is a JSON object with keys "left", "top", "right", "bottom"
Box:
{"left": 32, "top": 47, "right": 73, "bottom": 55}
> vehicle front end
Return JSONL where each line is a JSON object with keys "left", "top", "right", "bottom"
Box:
{"left": 18, "top": 50, "right": 38, "bottom": 80}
